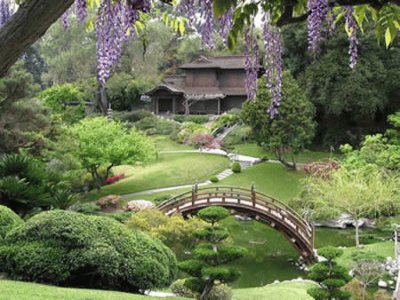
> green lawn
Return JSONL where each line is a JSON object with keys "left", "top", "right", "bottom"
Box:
{"left": 233, "top": 280, "right": 316, "bottom": 300}
{"left": 232, "top": 143, "right": 338, "bottom": 163}
{"left": 0, "top": 280, "right": 183, "bottom": 300}
{"left": 212, "top": 162, "right": 306, "bottom": 202}
{"left": 90, "top": 153, "right": 230, "bottom": 198}
{"left": 125, "top": 162, "right": 306, "bottom": 203}
{"left": 336, "top": 241, "right": 394, "bottom": 269}
{"left": 148, "top": 135, "right": 192, "bottom": 151}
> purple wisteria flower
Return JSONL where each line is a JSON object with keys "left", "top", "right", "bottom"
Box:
{"left": 0, "top": 0, "right": 12, "bottom": 27}
{"left": 345, "top": 7, "right": 358, "bottom": 69}
{"left": 244, "top": 26, "right": 259, "bottom": 100}
{"left": 219, "top": 8, "right": 233, "bottom": 45}
{"left": 198, "top": 0, "right": 215, "bottom": 49}
{"left": 307, "top": 0, "right": 329, "bottom": 52}
{"left": 263, "top": 13, "right": 282, "bottom": 118}
{"left": 75, "top": 0, "right": 87, "bottom": 24}
{"left": 61, "top": 9, "right": 71, "bottom": 30}
{"left": 178, "top": 0, "right": 196, "bottom": 27}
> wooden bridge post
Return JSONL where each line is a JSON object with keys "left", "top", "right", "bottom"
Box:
{"left": 251, "top": 184, "right": 256, "bottom": 207}
{"left": 192, "top": 184, "right": 198, "bottom": 205}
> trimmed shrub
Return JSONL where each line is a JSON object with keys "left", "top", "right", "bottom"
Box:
{"left": 118, "top": 110, "right": 153, "bottom": 123}
{"left": 170, "top": 279, "right": 197, "bottom": 298}
{"left": 231, "top": 162, "right": 241, "bottom": 173}
{"left": 174, "top": 115, "right": 210, "bottom": 124}
{"left": 204, "top": 284, "right": 233, "bottom": 300}
{"left": 0, "top": 205, "right": 23, "bottom": 239}
{"left": 210, "top": 176, "right": 219, "bottom": 183}
{"left": 134, "top": 117, "right": 179, "bottom": 135}
{"left": 0, "top": 210, "right": 177, "bottom": 292}
{"left": 70, "top": 203, "right": 101, "bottom": 214}
{"left": 96, "top": 195, "right": 121, "bottom": 210}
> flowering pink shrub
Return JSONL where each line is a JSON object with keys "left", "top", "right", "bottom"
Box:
{"left": 190, "top": 133, "right": 222, "bottom": 150}
{"left": 303, "top": 159, "right": 340, "bottom": 179}
{"left": 106, "top": 174, "right": 125, "bottom": 185}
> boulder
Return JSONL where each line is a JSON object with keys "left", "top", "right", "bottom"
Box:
{"left": 125, "top": 200, "right": 154, "bottom": 212}
{"left": 96, "top": 195, "right": 121, "bottom": 210}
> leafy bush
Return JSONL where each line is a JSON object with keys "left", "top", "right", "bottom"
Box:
{"left": 117, "top": 110, "right": 153, "bottom": 123}
{"left": 70, "top": 203, "right": 101, "bottom": 214}
{"left": 210, "top": 176, "right": 219, "bottom": 183}
{"left": 0, "top": 205, "right": 23, "bottom": 239}
{"left": 170, "top": 279, "right": 197, "bottom": 298}
{"left": 211, "top": 114, "right": 241, "bottom": 131}
{"left": 231, "top": 162, "right": 241, "bottom": 173}
{"left": 96, "top": 195, "right": 121, "bottom": 210}
{"left": 204, "top": 284, "right": 233, "bottom": 300}
{"left": 224, "top": 126, "right": 252, "bottom": 146}
{"left": 106, "top": 174, "right": 125, "bottom": 184}
{"left": 99, "top": 211, "right": 134, "bottom": 223}
{"left": 0, "top": 210, "right": 177, "bottom": 292}
{"left": 190, "top": 133, "right": 222, "bottom": 149}
{"left": 177, "top": 122, "right": 207, "bottom": 144}
{"left": 303, "top": 159, "right": 340, "bottom": 179}
{"left": 134, "top": 117, "right": 179, "bottom": 135}
{"left": 174, "top": 115, "right": 210, "bottom": 124}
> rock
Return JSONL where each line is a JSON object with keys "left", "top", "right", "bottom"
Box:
{"left": 96, "top": 195, "right": 121, "bottom": 209}
{"left": 313, "top": 213, "right": 376, "bottom": 229}
{"left": 235, "top": 215, "right": 252, "bottom": 221}
{"left": 273, "top": 280, "right": 280, "bottom": 284}
{"left": 125, "top": 200, "right": 154, "bottom": 212}
{"left": 378, "top": 280, "right": 388, "bottom": 288}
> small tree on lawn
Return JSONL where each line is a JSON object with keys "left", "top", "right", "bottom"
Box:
{"left": 67, "top": 117, "right": 154, "bottom": 190}
{"left": 307, "top": 246, "right": 351, "bottom": 300}
{"left": 242, "top": 71, "right": 316, "bottom": 169}
{"left": 296, "top": 166, "right": 400, "bottom": 247}
{"left": 179, "top": 206, "right": 247, "bottom": 300}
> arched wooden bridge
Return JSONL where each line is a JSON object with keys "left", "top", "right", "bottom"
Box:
{"left": 157, "top": 185, "right": 317, "bottom": 262}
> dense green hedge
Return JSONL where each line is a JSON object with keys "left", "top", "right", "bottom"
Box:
{"left": 0, "top": 210, "right": 177, "bottom": 293}
{"left": 0, "top": 205, "right": 23, "bottom": 239}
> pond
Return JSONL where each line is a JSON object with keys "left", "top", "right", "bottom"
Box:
{"left": 220, "top": 217, "right": 388, "bottom": 288}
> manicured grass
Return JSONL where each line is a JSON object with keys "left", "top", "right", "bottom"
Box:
{"left": 232, "top": 143, "right": 338, "bottom": 163}
{"left": 0, "top": 280, "right": 183, "bottom": 300}
{"left": 92, "top": 153, "right": 230, "bottom": 197}
{"left": 233, "top": 280, "right": 316, "bottom": 300}
{"left": 213, "top": 162, "right": 306, "bottom": 202}
{"left": 126, "top": 162, "right": 306, "bottom": 203}
{"left": 336, "top": 241, "right": 394, "bottom": 269}
{"left": 148, "top": 135, "right": 192, "bottom": 151}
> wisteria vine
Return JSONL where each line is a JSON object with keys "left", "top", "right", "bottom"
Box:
{"left": 0, "top": 0, "right": 362, "bottom": 116}
{"left": 263, "top": 13, "right": 282, "bottom": 118}
{"left": 0, "top": 0, "right": 12, "bottom": 28}
{"left": 345, "top": 6, "right": 358, "bottom": 69}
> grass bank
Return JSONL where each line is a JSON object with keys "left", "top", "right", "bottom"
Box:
{"left": 233, "top": 280, "right": 316, "bottom": 300}
{"left": 0, "top": 280, "right": 182, "bottom": 300}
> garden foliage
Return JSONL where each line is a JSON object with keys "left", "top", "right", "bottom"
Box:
{"left": 0, "top": 210, "right": 177, "bottom": 292}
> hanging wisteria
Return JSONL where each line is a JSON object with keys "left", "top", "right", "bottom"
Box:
{"left": 76, "top": 0, "right": 88, "bottom": 24}
{"left": 61, "top": 9, "right": 71, "bottom": 30}
{"left": 244, "top": 26, "right": 259, "bottom": 100}
{"left": 49, "top": 0, "right": 362, "bottom": 116}
{"left": 307, "top": 0, "right": 329, "bottom": 52}
{"left": 219, "top": 8, "right": 233, "bottom": 45}
{"left": 263, "top": 13, "right": 282, "bottom": 118}
{"left": 0, "top": 0, "right": 12, "bottom": 28}
{"left": 345, "top": 7, "right": 358, "bottom": 69}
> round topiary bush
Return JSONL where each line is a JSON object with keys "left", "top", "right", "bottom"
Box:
{"left": 210, "top": 175, "right": 219, "bottom": 183}
{"left": 0, "top": 210, "right": 177, "bottom": 292}
{"left": 231, "top": 162, "right": 241, "bottom": 173}
{"left": 0, "top": 205, "right": 23, "bottom": 239}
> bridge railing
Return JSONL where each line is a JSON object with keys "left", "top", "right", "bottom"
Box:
{"left": 157, "top": 185, "right": 314, "bottom": 248}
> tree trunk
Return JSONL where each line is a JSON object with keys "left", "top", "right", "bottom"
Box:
{"left": 199, "top": 280, "right": 213, "bottom": 300}
{"left": 355, "top": 217, "right": 360, "bottom": 248}
{"left": 98, "top": 85, "right": 108, "bottom": 115}
{"left": 0, "top": 0, "right": 74, "bottom": 76}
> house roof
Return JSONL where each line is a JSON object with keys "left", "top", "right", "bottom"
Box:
{"left": 179, "top": 55, "right": 246, "bottom": 70}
